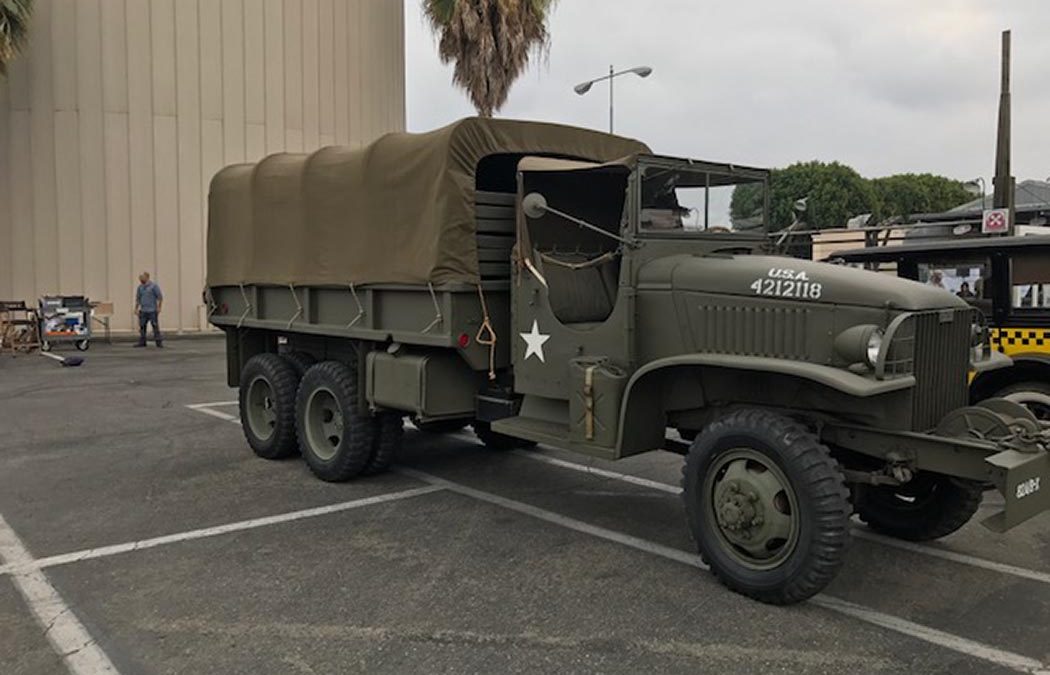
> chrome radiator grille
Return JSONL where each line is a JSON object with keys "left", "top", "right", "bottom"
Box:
{"left": 886, "top": 308, "right": 973, "bottom": 431}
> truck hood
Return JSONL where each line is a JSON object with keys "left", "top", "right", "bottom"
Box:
{"left": 639, "top": 254, "right": 969, "bottom": 311}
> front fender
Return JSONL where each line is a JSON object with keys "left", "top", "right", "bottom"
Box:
{"left": 614, "top": 353, "right": 915, "bottom": 456}
{"left": 626, "top": 354, "right": 915, "bottom": 399}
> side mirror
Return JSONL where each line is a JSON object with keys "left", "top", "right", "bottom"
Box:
{"left": 522, "top": 192, "right": 548, "bottom": 219}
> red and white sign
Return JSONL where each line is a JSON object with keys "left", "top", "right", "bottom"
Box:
{"left": 982, "top": 208, "right": 1010, "bottom": 234}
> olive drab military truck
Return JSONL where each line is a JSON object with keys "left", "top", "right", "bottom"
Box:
{"left": 206, "top": 118, "right": 1050, "bottom": 605}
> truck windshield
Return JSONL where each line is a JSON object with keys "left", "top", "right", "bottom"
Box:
{"left": 638, "top": 164, "right": 767, "bottom": 235}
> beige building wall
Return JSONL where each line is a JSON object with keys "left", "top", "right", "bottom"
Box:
{"left": 0, "top": 0, "right": 405, "bottom": 333}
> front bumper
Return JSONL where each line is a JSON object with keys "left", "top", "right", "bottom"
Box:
{"left": 824, "top": 400, "right": 1050, "bottom": 533}
{"left": 984, "top": 448, "right": 1050, "bottom": 531}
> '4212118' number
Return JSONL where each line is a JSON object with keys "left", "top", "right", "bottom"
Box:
{"left": 750, "top": 277, "right": 823, "bottom": 300}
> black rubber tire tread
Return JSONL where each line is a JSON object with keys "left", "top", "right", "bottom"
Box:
{"left": 296, "top": 360, "right": 375, "bottom": 482}
{"left": 281, "top": 350, "right": 317, "bottom": 379}
{"left": 682, "top": 409, "right": 852, "bottom": 605}
{"left": 473, "top": 421, "right": 537, "bottom": 451}
{"left": 855, "top": 476, "right": 983, "bottom": 542}
{"left": 239, "top": 353, "right": 300, "bottom": 460}
{"left": 362, "top": 413, "right": 404, "bottom": 476}
{"left": 413, "top": 418, "right": 469, "bottom": 434}
{"left": 994, "top": 381, "right": 1050, "bottom": 421}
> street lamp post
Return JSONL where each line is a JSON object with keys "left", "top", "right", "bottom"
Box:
{"left": 573, "top": 65, "right": 652, "bottom": 133}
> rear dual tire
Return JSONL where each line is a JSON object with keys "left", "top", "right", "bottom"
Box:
{"left": 238, "top": 352, "right": 403, "bottom": 478}
{"left": 239, "top": 354, "right": 300, "bottom": 460}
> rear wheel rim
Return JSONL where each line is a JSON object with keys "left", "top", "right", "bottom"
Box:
{"left": 245, "top": 375, "right": 277, "bottom": 441}
{"left": 304, "top": 387, "right": 342, "bottom": 461}
{"left": 704, "top": 448, "right": 801, "bottom": 571}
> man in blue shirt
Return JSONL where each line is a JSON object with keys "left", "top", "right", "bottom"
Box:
{"left": 134, "top": 271, "right": 164, "bottom": 347}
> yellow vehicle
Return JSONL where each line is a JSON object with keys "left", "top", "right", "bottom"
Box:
{"left": 832, "top": 235, "right": 1050, "bottom": 419}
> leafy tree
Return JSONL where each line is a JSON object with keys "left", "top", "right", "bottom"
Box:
{"left": 0, "top": 0, "right": 32, "bottom": 76}
{"left": 732, "top": 161, "right": 875, "bottom": 230}
{"left": 871, "top": 173, "right": 972, "bottom": 220}
{"left": 423, "top": 0, "right": 555, "bottom": 117}
{"left": 731, "top": 163, "right": 973, "bottom": 230}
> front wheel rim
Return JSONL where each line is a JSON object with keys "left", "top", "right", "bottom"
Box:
{"left": 703, "top": 448, "right": 801, "bottom": 570}
{"left": 245, "top": 375, "right": 277, "bottom": 441}
{"left": 304, "top": 387, "right": 343, "bottom": 461}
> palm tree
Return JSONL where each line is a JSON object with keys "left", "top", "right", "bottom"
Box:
{"left": 0, "top": 0, "right": 33, "bottom": 76}
{"left": 423, "top": 0, "right": 555, "bottom": 117}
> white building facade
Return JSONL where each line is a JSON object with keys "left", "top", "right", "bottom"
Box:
{"left": 0, "top": 0, "right": 405, "bottom": 332}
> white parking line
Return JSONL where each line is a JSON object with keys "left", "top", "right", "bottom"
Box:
{"left": 512, "top": 449, "right": 1050, "bottom": 587}
{"left": 0, "top": 486, "right": 443, "bottom": 577}
{"left": 0, "top": 514, "right": 120, "bottom": 674}
{"left": 185, "top": 400, "right": 238, "bottom": 409}
{"left": 188, "top": 406, "right": 239, "bottom": 423}
{"left": 399, "top": 468, "right": 1049, "bottom": 675}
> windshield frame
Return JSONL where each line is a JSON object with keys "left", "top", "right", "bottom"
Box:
{"left": 630, "top": 156, "right": 771, "bottom": 238}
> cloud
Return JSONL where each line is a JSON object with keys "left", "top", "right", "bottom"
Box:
{"left": 405, "top": 0, "right": 1050, "bottom": 183}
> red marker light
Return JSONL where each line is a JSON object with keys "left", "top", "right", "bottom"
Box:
{"left": 458, "top": 333, "right": 470, "bottom": 348}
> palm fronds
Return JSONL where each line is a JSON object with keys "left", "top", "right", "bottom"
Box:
{"left": 423, "top": 0, "right": 555, "bottom": 117}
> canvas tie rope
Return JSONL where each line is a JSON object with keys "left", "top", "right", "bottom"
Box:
{"left": 346, "top": 283, "right": 365, "bottom": 329}
{"left": 475, "top": 284, "right": 497, "bottom": 380}
{"left": 204, "top": 287, "right": 218, "bottom": 320}
{"left": 236, "top": 283, "right": 252, "bottom": 328}
{"left": 286, "top": 284, "right": 303, "bottom": 328}
{"left": 421, "top": 282, "right": 444, "bottom": 333}
{"left": 538, "top": 250, "right": 618, "bottom": 270}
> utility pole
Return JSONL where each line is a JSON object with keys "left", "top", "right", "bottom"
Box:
{"left": 992, "top": 30, "right": 1015, "bottom": 233}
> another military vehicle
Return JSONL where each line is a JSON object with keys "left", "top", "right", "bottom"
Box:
{"left": 207, "top": 118, "right": 1050, "bottom": 605}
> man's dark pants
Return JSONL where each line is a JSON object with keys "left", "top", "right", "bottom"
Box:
{"left": 138, "top": 311, "right": 162, "bottom": 346}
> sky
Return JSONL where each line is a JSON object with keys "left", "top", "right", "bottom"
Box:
{"left": 404, "top": 0, "right": 1050, "bottom": 186}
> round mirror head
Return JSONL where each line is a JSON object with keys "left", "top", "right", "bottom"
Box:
{"left": 522, "top": 192, "right": 548, "bottom": 219}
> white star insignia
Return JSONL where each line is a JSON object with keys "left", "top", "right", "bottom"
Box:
{"left": 520, "top": 319, "right": 551, "bottom": 363}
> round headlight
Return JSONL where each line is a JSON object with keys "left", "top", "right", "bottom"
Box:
{"left": 833, "top": 324, "right": 884, "bottom": 368}
{"left": 865, "top": 328, "right": 884, "bottom": 367}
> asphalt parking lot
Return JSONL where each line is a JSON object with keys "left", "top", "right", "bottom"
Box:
{"left": 2, "top": 337, "right": 1050, "bottom": 674}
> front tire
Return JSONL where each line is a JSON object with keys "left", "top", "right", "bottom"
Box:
{"left": 296, "top": 360, "right": 375, "bottom": 482}
{"left": 239, "top": 353, "right": 300, "bottom": 459}
{"left": 682, "top": 409, "right": 851, "bottom": 605}
{"left": 855, "top": 474, "right": 983, "bottom": 541}
{"left": 995, "top": 381, "right": 1050, "bottom": 422}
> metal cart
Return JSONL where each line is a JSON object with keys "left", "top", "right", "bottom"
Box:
{"left": 39, "top": 295, "right": 92, "bottom": 352}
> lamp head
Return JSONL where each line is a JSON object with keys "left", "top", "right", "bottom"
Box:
{"left": 632, "top": 66, "right": 653, "bottom": 78}
{"left": 573, "top": 81, "right": 593, "bottom": 95}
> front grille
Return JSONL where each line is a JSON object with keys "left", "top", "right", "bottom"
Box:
{"left": 907, "top": 308, "right": 973, "bottom": 430}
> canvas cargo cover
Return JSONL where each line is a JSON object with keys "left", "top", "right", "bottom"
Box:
{"left": 207, "top": 117, "right": 649, "bottom": 287}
